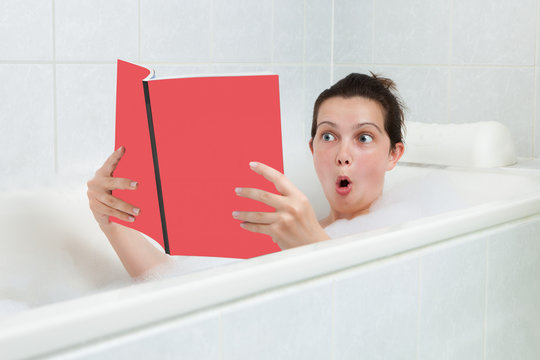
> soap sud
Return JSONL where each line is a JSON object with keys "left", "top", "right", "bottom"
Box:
{"left": 0, "top": 169, "right": 502, "bottom": 318}
{"left": 324, "top": 171, "right": 467, "bottom": 238}
{"left": 137, "top": 255, "right": 244, "bottom": 282}
{"left": 0, "top": 186, "right": 133, "bottom": 320}
{"left": 140, "top": 172, "right": 469, "bottom": 280}
{"left": 0, "top": 299, "right": 29, "bottom": 318}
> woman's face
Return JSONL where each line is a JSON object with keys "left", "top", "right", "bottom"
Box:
{"left": 310, "top": 96, "right": 403, "bottom": 220}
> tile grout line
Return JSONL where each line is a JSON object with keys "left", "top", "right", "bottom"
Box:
{"left": 52, "top": 0, "right": 58, "bottom": 175}
{"left": 1, "top": 60, "right": 537, "bottom": 69}
{"left": 447, "top": 0, "right": 454, "bottom": 124}
{"left": 532, "top": 0, "right": 539, "bottom": 158}
{"left": 371, "top": 0, "right": 375, "bottom": 66}
{"left": 330, "top": 0, "right": 335, "bottom": 85}
{"left": 302, "top": 0, "right": 307, "bottom": 143}
{"left": 138, "top": 0, "right": 141, "bottom": 63}
{"left": 482, "top": 238, "right": 489, "bottom": 359}
{"left": 219, "top": 311, "right": 224, "bottom": 360}
{"left": 331, "top": 279, "right": 336, "bottom": 360}
{"left": 210, "top": 0, "right": 214, "bottom": 63}
{"left": 271, "top": 0, "right": 275, "bottom": 71}
{"left": 415, "top": 258, "right": 422, "bottom": 360}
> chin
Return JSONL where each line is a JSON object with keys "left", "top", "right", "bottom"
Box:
{"left": 330, "top": 201, "right": 370, "bottom": 219}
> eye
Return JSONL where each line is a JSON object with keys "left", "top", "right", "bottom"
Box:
{"left": 359, "top": 134, "right": 373, "bottom": 143}
{"left": 322, "top": 132, "right": 335, "bottom": 141}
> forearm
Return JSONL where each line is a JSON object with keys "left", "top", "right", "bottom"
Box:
{"left": 100, "top": 222, "right": 170, "bottom": 278}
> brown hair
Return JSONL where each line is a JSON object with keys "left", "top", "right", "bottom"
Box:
{"left": 311, "top": 72, "right": 405, "bottom": 150}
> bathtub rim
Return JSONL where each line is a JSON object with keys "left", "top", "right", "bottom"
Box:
{"left": 1, "top": 168, "right": 540, "bottom": 359}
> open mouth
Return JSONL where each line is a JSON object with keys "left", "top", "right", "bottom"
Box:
{"left": 335, "top": 176, "right": 352, "bottom": 195}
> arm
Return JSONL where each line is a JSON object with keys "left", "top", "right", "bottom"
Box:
{"left": 87, "top": 146, "right": 169, "bottom": 278}
{"left": 233, "top": 161, "right": 330, "bottom": 249}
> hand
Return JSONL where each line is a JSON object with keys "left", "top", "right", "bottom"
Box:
{"left": 86, "top": 146, "right": 140, "bottom": 228}
{"left": 233, "top": 162, "right": 329, "bottom": 250}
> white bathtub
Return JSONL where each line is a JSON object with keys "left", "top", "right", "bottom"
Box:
{"left": 1, "top": 162, "right": 539, "bottom": 359}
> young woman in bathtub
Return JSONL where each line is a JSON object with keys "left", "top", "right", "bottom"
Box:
{"left": 87, "top": 73, "right": 405, "bottom": 278}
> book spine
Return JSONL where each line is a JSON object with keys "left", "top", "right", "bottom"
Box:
{"left": 142, "top": 81, "right": 170, "bottom": 255}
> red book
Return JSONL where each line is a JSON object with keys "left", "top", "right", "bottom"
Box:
{"left": 112, "top": 60, "right": 283, "bottom": 258}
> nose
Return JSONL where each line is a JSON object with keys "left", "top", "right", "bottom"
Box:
{"left": 336, "top": 142, "right": 352, "bottom": 166}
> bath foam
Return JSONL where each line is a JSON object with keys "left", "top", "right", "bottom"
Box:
{"left": 137, "top": 170, "right": 468, "bottom": 280}
{"left": 137, "top": 256, "right": 244, "bottom": 282}
{"left": 0, "top": 186, "right": 133, "bottom": 317}
{"left": 324, "top": 171, "right": 467, "bottom": 239}
{"left": 401, "top": 121, "right": 517, "bottom": 168}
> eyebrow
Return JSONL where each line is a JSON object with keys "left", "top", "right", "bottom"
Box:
{"left": 316, "top": 121, "right": 383, "bottom": 134}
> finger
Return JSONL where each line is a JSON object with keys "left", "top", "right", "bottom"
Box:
{"left": 239, "top": 222, "right": 273, "bottom": 237}
{"left": 96, "top": 146, "right": 125, "bottom": 177}
{"left": 90, "top": 198, "right": 136, "bottom": 222}
{"left": 232, "top": 210, "right": 278, "bottom": 224}
{"left": 94, "top": 192, "right": 141, "bottom": 216}
{"left": 235, "top": 187, "right": 283, "bottom": 209}
{"left": 100, "top": 176, "right": 138, "bottom": 192}
{"left": 249, "top": 162, "right": 296, "bottom": 196}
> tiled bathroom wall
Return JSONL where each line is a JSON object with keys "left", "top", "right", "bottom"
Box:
{"left": 1, "top": 0, "right": 539, "bottom": 190}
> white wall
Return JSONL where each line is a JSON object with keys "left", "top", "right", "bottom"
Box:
{"left": 1, "top": 0, "right": 539, "bottom": 191}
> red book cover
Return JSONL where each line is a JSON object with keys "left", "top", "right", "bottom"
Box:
{"left": 112, "top": 60, "right": 283, "bottom": 258}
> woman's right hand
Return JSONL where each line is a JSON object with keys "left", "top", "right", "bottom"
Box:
{"left": 86, "top": 146, "right": 140, "bottom": 228}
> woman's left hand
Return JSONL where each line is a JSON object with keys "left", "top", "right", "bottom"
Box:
{"left": 233, "top": 161, "right": 330, "bottom": 250}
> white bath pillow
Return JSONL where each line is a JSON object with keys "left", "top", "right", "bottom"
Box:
{"left": 401, "top": 121, "right": 517, "bottom": 168}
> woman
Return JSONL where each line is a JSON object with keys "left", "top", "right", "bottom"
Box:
{"left": 87, "top": 73, "right": 405, "bottom": 278}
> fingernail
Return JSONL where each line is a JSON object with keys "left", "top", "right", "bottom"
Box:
{"left": 133, "top": 208, "right": 140, "bottom": 215}
{"left": 240, "top": 223, "right": 246, "bottom": 228}
{"left": 128, "top": 216, "right": 135, "bottom": 222}
{"left": 249, "top": 161, "right": 258, "bottom": 168}
{"left": 232, "top": 211, "right": 239, "bottom": 218}
{"left": 130, "top": 181, "right": 138, "bottom": 189}
{"left": 117, "top": 146, "right": 124, "bottom": 152}
{"left": 235, "top": 187, "right": 242, "bottom": 194}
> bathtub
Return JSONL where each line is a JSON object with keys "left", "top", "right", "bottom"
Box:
{"left": 1, "top": 162, "right": 539, "bottom": 359}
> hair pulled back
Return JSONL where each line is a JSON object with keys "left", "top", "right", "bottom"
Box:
{"left": 311, "top": 72, "right": 405, "bottom": 150}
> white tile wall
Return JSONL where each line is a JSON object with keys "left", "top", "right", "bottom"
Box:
{"left": 451, "top": 0, "right": 536, "bottom": 65}
{"left": 0, "top": 0, "right": 53, "bottom": 61}
{"left": 449, "top": 67, "right": 535, "bottom": 157}
{"left": 333, "top": 0, "right": 372, "bottom": 64}
{"left": 0, "top": 64, "right": 55, "bottom": 190}
{"left": 536, "top": 69, "right": 540, "bottom": 158}
{"left": 373, "top": 66, "right": 449, "bottom": 123}
{"left": 55, "top": 64, "right": 117, "bottom": 180}
{"left": 140, "top": 0, "right": 212, "bottom": 63}
{"left": 303, "top": 65, "right": 331, "bottom": 142}
{"left": 305, "top": 0, "right": 332, "bottom": 64}
{"left": 485, "top": 216, "right": 540, "bottom": 360}
{"left": 373, "top": 0, "right": 450, "bottom": 65}
{"left": 272, "top": 65, "right": 305, "bottom": 164}
{"left": 220, "top": 278, "right": 333, "bottom": 360}
{"left": 212, "top": 0, "right": 273, "bottom": 63}
{"left": 273, "top": 0, "right": 304, "bottom": 63}
{"left": 418, "top": 238, "right": 486, "bottom": 359}
{"left": 54, "top": 308, "right": 222, "bottom": 360}
{"left": 55, "top": 0, "right": 138, "bottom": 62}
{"left": 333, "top": 257, "right": 419, "bottom": 359}
{"left": 2, "top": 0, "right": 539, "bottom": 185}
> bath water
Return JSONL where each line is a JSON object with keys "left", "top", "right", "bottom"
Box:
{"left": 0, "top": 168, "right": 470, "bottom": 319}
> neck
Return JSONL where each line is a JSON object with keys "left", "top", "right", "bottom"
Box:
{"left": 320, "top": 207, "right": 370, "bottom": 228}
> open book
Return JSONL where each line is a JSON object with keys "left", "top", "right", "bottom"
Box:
{"left": 111, "top": 60, "right": 283, "bottom": 258}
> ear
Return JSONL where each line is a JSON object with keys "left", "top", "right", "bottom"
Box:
{"left": 309, "top": 139, "right": 314, "bottom": 154}
{"left": 386, "top": 142, "right": 404, "bottom": 171}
